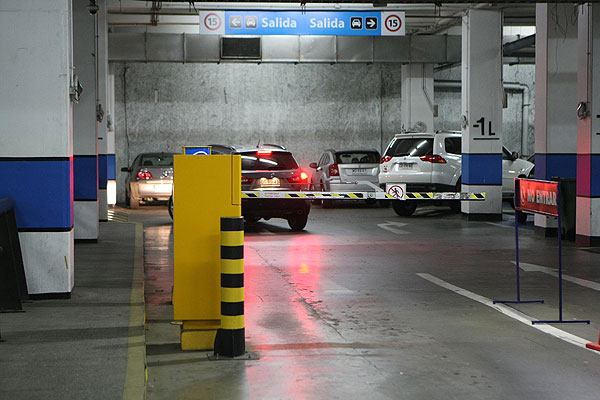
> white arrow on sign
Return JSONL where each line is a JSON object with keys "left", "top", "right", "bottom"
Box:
{"left": 377, "top": 221, "right": 408, "bottom": 235}
{"left": 366, "top": 18, "right": 376, "bottom": 28}
{"left": 513, "top": 261, "right": 600, "bottom": 292}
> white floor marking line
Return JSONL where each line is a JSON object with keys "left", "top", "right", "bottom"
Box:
{"left": 377, "top": 221, "right": 409, "bottom": 235}
{"left": 416, "top": 273, "right": 596, "bottom": 353}
{"left": 486, "top": 222, "right": 512, "bottom": 229}
{"left": 513, "top": 261, "right": 600, "bottom": 292}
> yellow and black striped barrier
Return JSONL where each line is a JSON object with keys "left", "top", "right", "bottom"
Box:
{"left": 241, "top": 191, "right": 486, "bottom": 201}
{"left": 214, "top": 216, "right": 245, "bottom": 357}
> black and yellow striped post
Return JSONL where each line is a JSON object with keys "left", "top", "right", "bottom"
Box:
{"left": 214, "top": 216, "right": 245, "bottom": 357}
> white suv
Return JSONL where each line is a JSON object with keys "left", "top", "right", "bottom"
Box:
{"left": 379, "top": 131, "right": 534, "bottom": 216}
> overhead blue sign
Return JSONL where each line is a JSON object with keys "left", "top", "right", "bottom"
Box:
{"left": 200, "top": 10, "right": 405, "bottom": 36}
{"left": 183, "top": 146, "right": 212, "bottom": 155}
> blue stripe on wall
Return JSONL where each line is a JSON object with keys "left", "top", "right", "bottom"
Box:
{"left": 535, "top": 154, "right": 577, "bottom": 180}
{"left": 593, "top": 155, "right": 600, "bottom": 197}
{"left": 98, "top": 154, "right": 107, "bottom": 190}
{"left": 107, "top": 154, "right": 116, "bottom": 180}
{"left": 74, "top": 156, "right": 98, "bottom": 201}
{"left": 577, "top": 154, "right": 600, "bottom": 197}
{"left": 0, "top": 159, "right": 73, "bottom": 230}
{"left": 462, "top": 154, "right": 502, "bottom": 185}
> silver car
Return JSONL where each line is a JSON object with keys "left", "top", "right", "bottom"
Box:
{"left": 309, "top": 149, "right": 381, "bottom": 203}
{"left": 121, "top": 152, "right": 174, "bottom": 208}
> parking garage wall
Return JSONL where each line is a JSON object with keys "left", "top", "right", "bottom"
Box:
{"left": 112, "top": 62, "right": 402, "bottom": 202}
{"left": 434, "top": 64, "right": 536, "bottom": 156}
{"left": 112, "top": 62, "right": 535, "bottom": 203}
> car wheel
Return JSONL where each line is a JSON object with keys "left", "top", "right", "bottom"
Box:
{"left": 129, "top": 194, "right": 139, "bottom": 209}
{"left": 288, "top": 214, "right": 308, "bottom": 231}
{"left": 392, "top": 201, "right": 417, "bottom": 217}
{"left": 320, "top": 182, "right": 334, "bottom": 208}
{"left": 450, "top": 178, "right": 462, "bottom": 213}
{"left": 168, "top": 195, "right": 174, "bottom": 219}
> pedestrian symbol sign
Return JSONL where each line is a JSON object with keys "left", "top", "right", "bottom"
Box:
{"left": 386, "top": 184, "right": 406, "bottom": 200}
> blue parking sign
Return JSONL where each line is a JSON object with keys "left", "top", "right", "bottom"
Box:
{"left": 182, "top": 146, "right": 212, "bottom": 155}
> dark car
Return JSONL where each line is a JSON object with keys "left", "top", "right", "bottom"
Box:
{"left": 213, "top": 144, "right": 311, "bottom": 231}
{"left": 121, "top": 152, "right": 174, "bottom": 208}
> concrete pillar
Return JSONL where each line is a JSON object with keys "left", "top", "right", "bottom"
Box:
{"left": 0, "top": 0, "right": 75, "bottom": 295}
{"left": 97, "top": 0, "right": 109, "bottom": 220}
{"left": 107, "top": 65, "right": 117, "bottom": 205}
{"left": 401, "top": 64, "right": 435, "bottom": 132}
{"left": 73, "top": 0, "right": 99, "bottom": 239}
{"left": 534, "top": 4, "right": 578, "bottom": 234}
{"left": 576, "top": 4, "right": 600, "bottom": 246}
{"left": 461, "top": 9, "right": 503, "bottom": 220}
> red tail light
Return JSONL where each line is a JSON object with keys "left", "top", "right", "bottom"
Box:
{"left": 380, "top": 155, "right": 392, "bottom": 164}
{"left": 257, "top": 150, "right": 272, "bottom": 156}
{"left": 136, "top": 169, "right": 152, "bottom": 180}
{"left": 241, "top": 176, "right": 254, "bottom": 184}
{"left": 289, "top": 171, "right": 309, "bottom": 183}
{"left": 420, "top": 154, "right": 447, "bottom": 164}
{"left": 329, "top": 164, "right": 339, "bottom": 177}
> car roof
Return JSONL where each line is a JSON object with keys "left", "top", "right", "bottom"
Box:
{"left": 393, "top": 131, "right": 462, "bottom": 138}
{"left": 393, "top": 132, "right": 435, "bottom": 138}
{"left": 332, "top": 149, "right": 380, "bottom": 153}
{"left": 138, "top": 152, "right": 175, "bottom": 157}
{"left": 209, "top": 144, "right": 291, "bottom": 154}
{"left": 235, "top": 147, "right": 290, "bottom": 154}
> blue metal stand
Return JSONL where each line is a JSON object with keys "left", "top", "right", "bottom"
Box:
{"left": 532, "top": 184, "right": 590, "bottom": 325}
{"left": 494, "top": 181, "right": 544, "bottom": 305}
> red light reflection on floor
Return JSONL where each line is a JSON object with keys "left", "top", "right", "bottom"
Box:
{"left": 245, "top": 234, "right": 329, "bottom": 399}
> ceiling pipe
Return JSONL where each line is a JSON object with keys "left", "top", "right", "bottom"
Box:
{"left": 503, "top": 34, "right": 535, "bottom": 56}
{"left": 435, "top": 80, "right": 531, "bottom": 156}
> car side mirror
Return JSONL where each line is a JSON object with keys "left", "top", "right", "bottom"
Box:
{"left": 309, "top": 162, "right": 318, "bottom": 169}
{"left": 121, "top": 167, "right": 131, "bottom": 172}
{"left": 511, "top": 152, "right": 519, "bottom": 161}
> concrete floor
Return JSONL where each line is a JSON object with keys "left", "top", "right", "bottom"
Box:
{"left": 0, "top": 221, "right": 145, "bottom": 400}
{"left": 130, "top": 202, "right": 600, "bottom": 400}
{"left": 3, "top": 202, "right": 600, "bottom": 399}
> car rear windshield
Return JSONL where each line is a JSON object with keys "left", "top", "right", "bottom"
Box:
{"left": 335, "top": 151, "right": 380, "bottom": 164}
{"left": 140, "top": 154, "right": 173, "bottom": 167}
{"left": 240, "top": 151, "right": 299, "bottom": 171}
{"left": 385, "top": 138, "right": 433, "bottom": 157}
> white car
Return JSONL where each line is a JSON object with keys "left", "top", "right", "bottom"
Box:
{"left": 309, "top": 149, "right": 381, "bottom": 204}
{"left": 378, "top": 131, "right": 534, "bottom": 216}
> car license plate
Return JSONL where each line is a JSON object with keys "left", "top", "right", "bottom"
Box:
{"left": 259, "top": 177, "right": 280, "bottom": 187}
{"left": 351, "top": 168, "right": 367, "bottom": 174}
{"left": 397, "top": 162, "right": 414, "bottom": 169}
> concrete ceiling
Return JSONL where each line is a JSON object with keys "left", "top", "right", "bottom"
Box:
{"left": 106, "top": 1, "right": 537, "bottom": 35}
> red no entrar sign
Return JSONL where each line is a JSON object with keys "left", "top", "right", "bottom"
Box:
{"left": 516, "top": 178, "right": 559, "bottom": 216}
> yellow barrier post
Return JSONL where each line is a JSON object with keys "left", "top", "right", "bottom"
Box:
{"left": 173, "top": 155, "right": 241, "bottom": 350}
{"left": 214, "top": 216, "right": 245, "bottom": 357}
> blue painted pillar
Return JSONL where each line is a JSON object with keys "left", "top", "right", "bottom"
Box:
{"left": 97, "top": 0, "right": 109, "bottom": 220}
{"left": 0, "top": 0, "right": 75, "bottom": 295}
{"left": 461, "top": 9, "right": 503, "bottom": 220}
{"left": 576, "top": 4, "right": 600, "bottom": 246}
{"left": 534, "top": 4, "right": 578, "bottom": 234}
{"left": 106, "top": 65, "right": 117, "bottom": 205}
{"left": 73, "top": 0, "right": 99, "bottom": 240}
